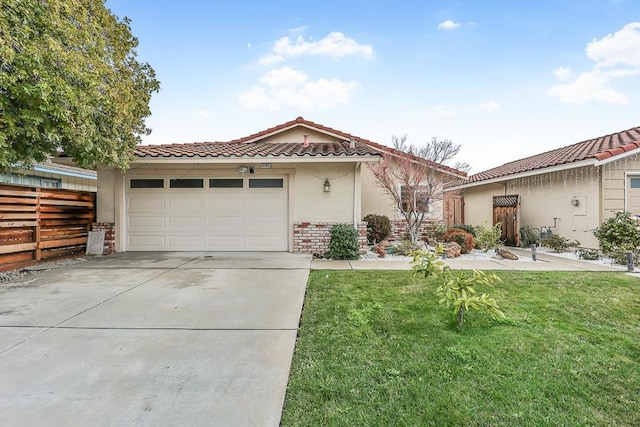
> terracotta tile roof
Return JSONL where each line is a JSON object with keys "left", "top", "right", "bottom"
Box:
{"left": 467, "top": 125, "right": 640, "bottom": 184}
{"left": 226, "top": 116, "right": 466, "bottom": 177}
{"left": 134, "top": 140, "right": 381, "bottom": 158}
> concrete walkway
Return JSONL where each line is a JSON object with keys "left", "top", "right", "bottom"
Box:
{"left": 0, "top": 252, "right": 311, "bottom": 427}
{"left": 312, "top": 248, "right": 625, "bottom": 272}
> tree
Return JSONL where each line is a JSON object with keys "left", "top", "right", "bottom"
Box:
{"left": 0, "top": 0, "right": 160, "bottom": 172}
{"left": 369, "top": 135, "right": 467, "bottom": 242}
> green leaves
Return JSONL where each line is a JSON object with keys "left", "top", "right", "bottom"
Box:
{"left": 0, "top": 0, "right": 160, "bottom": 172}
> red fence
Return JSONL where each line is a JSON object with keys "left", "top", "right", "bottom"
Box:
{"left": 0, "top": 183, "right": 95, "bottom": 268}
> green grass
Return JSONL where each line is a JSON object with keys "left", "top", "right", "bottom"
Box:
{"left": 281, "top": 271, "right": 640, "bottom": 426}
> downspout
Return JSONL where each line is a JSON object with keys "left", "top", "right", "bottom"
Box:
{"left": 354, "top": 162, "right": 361, "bottom": 228}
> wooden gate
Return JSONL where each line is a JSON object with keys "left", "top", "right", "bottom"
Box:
{"left": 444, "top": 194, "right": 464, "bottom": 227}
{"left": 493, "top": 195, "right": 519, "bottom": 246}
{"left": 0, "top": 184, "right": 95, "bottom": 268}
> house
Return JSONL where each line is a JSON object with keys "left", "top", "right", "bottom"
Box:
{"left": 1, "top": 159, "right": 97, "bottom": 192}
{"left": 450, "top": 125, "right": 640, "bottom": 248}
{"left": 95, "top": 117, "right": 466, "bottom": 254}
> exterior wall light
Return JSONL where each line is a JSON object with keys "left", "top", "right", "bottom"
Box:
{"left": 237, "top": 166, "right": 249, "bottom": 174}
{"left": 323, "top": 178, "right": 331, "bottom": 192}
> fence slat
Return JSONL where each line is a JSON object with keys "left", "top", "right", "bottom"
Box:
{"left": 0, "top": 183, "right": 95, "bottom": 268}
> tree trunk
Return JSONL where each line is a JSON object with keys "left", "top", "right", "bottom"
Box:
{"left": 457, "top": 306, "right": 464, "bottom": 326}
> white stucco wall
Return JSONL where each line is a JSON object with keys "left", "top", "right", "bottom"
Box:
{"left": 463, "top": 166, "right": 601, "bottom": 248}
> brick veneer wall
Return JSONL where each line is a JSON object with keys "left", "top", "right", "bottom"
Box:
{"left": 293, "top": 222, "right": 368, "bottom": 255}
{"left": 388, "top": 220, "right": 445, "bottom": 242}
{"left": 91, "top": 222, "right": 115, "bottom": 255}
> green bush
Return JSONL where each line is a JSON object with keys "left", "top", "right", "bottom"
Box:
{"left": 363, "top": 214, "right": 391, "bottom": 244}
{"left": 577, "top": 248, "right": 600, "bottom": 260}
{"left": 474, "top": 222, "right": 503, "bottom": 252}
{"left": 451, "top": 223, "right": 477, "bottom": 237}
{"left": 541, "top": 235, "right": 580, "bottom": 252}
{"left": 443, "top": 228, "right": 475, "bottom": 254}
{"left": 520, "top": 226, "right": 541, "bottom": 247}
{"left": 594, "top": 212, "right": 640, "bottom": 255}
{"left": 424, "top": 222, "right": 447, "bottom": 241}
{"left": 328, "top": 224, "right": 360, "bottom": 260}
{"left": 410, "top": 246, "right": 448, "bottom": 278}
{"left": 393, "top": 239, "right": 421, "bottom": 256}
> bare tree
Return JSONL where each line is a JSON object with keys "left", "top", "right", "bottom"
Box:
{"left": 368, "top": 136, "right": 466, "bottom": 242}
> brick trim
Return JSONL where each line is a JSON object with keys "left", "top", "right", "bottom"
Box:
{"left": 91, "top": 222, "right": 115, "bottom": 255}
{"left": 293, "top": 222, "right": 368, "bottom": 256}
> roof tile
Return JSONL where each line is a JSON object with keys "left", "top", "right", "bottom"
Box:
{"left": 468, "top": 126, "right": 640, "bottom": 183}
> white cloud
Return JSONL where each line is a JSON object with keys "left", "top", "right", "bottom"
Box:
{"left": 479, "top": 101, "right": 500, "bottom": 111}
{"left": 438, "top": 20, "right": 461, "bottom": 30}
{"left": 552, "top": 66, "right": 573, "bottom": 81}
{"left": 548, "top": 22, "right": 640, "bottom": 105}
{"left": 288, "top": 25, "right": 307, "bottom": 34}
{"left": 547, "top": 69, "right": 629, "bottom": 105}
{"left": 238, "top": 66, "right": 359, "bottom": 111}
{"left": 193, "top": 109, "right": 209, "bottom": 117}
{"left": 586, "top": 22, "right": 640, "bottom": 67}
{"left": 259, "top": 32, "right": 374, "bottom": 65}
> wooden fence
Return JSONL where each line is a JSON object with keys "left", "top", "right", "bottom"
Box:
{"left": 0, "top": 183, "right": 95, "bottom": 268}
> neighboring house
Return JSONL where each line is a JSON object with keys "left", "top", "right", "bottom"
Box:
{"left": 450, "top": 125, "right": 640, "bottom": 248}
{"left": 0, "top": 159, "right": 97, "bottom": 192}
{"left": 95, "top": 117, "right": 466, "bottom": 254}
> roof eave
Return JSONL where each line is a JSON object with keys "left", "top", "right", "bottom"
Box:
{"left": 594, "top": 146, "right": 640, "bottom": 166}
{"left": 131, "top": 155, "right": 382, "bottom": 164}
{"left": 453, "top": 159, "right": 596, "bottom": 190}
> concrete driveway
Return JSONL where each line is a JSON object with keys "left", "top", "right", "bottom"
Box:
{"left": 0, "top": 252, "right": 311, "bottom": 427}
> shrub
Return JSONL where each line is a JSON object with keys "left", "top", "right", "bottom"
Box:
{"left": 424, "top": 222, "right": 447, "bottom": 242}
{"left": 474, "top": 222, "right": 503, "bottom": 252}
{"left": 541, "top": 235, "right": 580, "bottom": 252}
{"left": 443, "top": 228, "right": 475, "bottom": 254}
{"left": 436, "top": 270, "right": 505, "bottom": 327}
{"left": 411, "top": 246, "right": 448, "bottom": 278}
{"left": 363, "top": 214, "right": 391, "bottom": 244}
{"left": 519, "top": 226, "right": 541, "bottom": 247}
{"left": 328, "top": 224, "right": 360, "bottom": 260}
{"left": 393, "top": 239, "right": 421, "bottom": 256}
{"left": 577, "top": 248, "right": 600, "bottom": 261}
{"left": 594, "top": 212, "right": 640, "bottom": 255}
{"left": 451, "top": 223, "right": 477, "bottom": 237}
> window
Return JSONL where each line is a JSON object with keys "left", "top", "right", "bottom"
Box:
{"left": 130, "top": 178, "right": 164, "bottom": 189}
{"left": 630, "top": 178, "right": 640, "bottom": 188}
{"left": 249, "top": 178, "right": 283, "bottom": 188}
{"left": 209, "top": 178, "right": 243, "bottom": 188}
{"left": 169, "top": 178, "right": 203, "bottom": 188}
{"left": 400, "top": 185, "right": 430, "bottom": 212}
{"left": 0, "top": 174, "right": 61, "bottom": 188}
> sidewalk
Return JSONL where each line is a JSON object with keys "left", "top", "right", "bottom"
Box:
{"left": 311, "top": 248, "right": 625, "bottom": 272}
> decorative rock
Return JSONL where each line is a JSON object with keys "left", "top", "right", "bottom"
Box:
{"left": 497, "top": 248, "right": 519, "bottom": 260}
{"left": 444, "top": 242, "right": 462, "bottom": 258}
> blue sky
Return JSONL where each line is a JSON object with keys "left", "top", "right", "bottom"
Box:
{"left": 106, "top": 0, "right": 640, "bottom": 173}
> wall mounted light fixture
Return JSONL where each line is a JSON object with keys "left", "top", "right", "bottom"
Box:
{"left": 323, "top": 178, "right": 331, "bottom": 192}
{"left": 237, "top": 166, "right": 249, "bottom": 174}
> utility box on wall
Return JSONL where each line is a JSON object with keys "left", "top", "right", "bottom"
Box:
{"left": 572, "top": 196, "right": 587, "bottom": 216}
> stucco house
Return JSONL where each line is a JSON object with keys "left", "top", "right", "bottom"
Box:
{"left": 1, "top": 159, "right": 96, "bottom": 192}
{"left": 95, "top": 117, "right": 466, "bottom": 254}
{"left": 450, "top": 125, "right": 640, "bottom": 248}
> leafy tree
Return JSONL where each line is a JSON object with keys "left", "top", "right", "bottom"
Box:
{"left": 0, "top": 0, "right": 160, "bottom": 172}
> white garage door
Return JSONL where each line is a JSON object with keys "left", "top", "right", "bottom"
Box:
{"left": 126, "top": 177, "right": 288, "bottom": 251}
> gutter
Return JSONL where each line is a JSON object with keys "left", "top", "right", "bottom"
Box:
{"left": 32, "top": 165, "right": 97, "bottom": 180}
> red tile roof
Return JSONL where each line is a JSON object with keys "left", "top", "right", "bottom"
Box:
{"left": 135, "top": 140, "right": 381, "bottom": 158}
{"left": 467, "top": 125, "right": 640, "bottom": 184}
{"left": 134, "top": 116, "right": 468, "bottom": 177}
{"left": 226, "top": 117, "right": 465, "bottom": 176}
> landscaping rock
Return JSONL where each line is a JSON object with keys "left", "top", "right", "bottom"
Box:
{"left": 497, "top": 248, "right": 519, "bottom": 260}
{"left": 444, "top": 242, "right": 462, "bottom": 258}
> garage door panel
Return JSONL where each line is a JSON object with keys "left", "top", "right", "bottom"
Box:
{"left": 167, "top": 235, "right": 206, "bottom": 248}
{"left": 126, "top": 177, "right": 287, "bottom": 251}
{"left": 129, "top": 196, "right": 166, "bottom": 211}
{"left": 168, "top": 196, "right": 205, "bottom": 210}
{"left": 168, "top": 216, "right": 206, "bottom": 227}
{"left": 129, "top": 216, "right": 165, "bottom": 228}
{"left": 128, "top": 235, "right": 166, "bottom": 248}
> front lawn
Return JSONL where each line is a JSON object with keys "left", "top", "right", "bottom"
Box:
{"left": 281, "top": 271, "right": 640, "bottom": 426}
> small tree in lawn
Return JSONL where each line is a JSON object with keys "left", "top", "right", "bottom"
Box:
{"left": 368, "top": 135, "right": 466, "bottom": 243}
